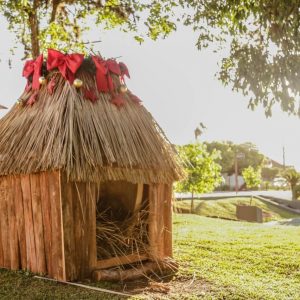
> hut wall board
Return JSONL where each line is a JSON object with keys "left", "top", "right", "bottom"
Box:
{"left": 0, "top": 171, "right": 65, "bottom": 279}
{"left": 148, "top": 183, "right": 173, "bottom": 259}
{"left": 60, "top": 175, "right": 97, "bottom": 281}
{"left": 0, "top": 171, "right": 173, "bottom": 281}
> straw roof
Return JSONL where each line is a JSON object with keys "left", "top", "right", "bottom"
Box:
{"left": 0, "top": 68, "right": 183, "bottom": 183}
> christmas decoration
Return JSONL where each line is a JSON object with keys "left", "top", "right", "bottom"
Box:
{"left": 47, "top": 49, "right": 84, "bottom": 84}
{"left": 73, "top": 78, "right": 83, "bottom": 88}
{"left": 27, "top": 91, "right": 38, "bottom": 105}
{"left": 39, "top": 76, "right": 47, "bottom": 85}
{"left": 47, "top": 78, "right": 56, "bottom": 95}
{"left": 111, "top": 94, "right": 126, "bottom": 108}
{"left": 21, "top": 49, "right": 142, "bottom": 108}
{"left": 119, "top": 84, "right": 128, "bottom": 93}
{"left": 22, "top": 54, "right": 43, "bottom": 90}
{"left": 84, "top": 88, "right": 97, "bottom": 102}
{"left": 119, "top": 62, "right": 130, "bottom": 80}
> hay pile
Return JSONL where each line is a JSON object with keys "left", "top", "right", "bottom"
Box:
{"left": 96, "top": 204, "right": 149, "bottom": 260}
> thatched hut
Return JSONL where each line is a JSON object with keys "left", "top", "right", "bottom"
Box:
{"left": 0, "top": 49, "right": 183, "bottom": 281}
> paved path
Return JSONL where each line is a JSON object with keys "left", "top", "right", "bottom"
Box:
{"left": 176, "top": 190, "right": 292, "bottom": 201}
{"left": 265, "top": 218, "right": 300, "bottom": 227}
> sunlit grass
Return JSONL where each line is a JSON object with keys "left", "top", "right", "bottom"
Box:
{"left": 174, "top": 197, "right": 299, "bottom": 221}
{"left": 173, "top": 213, "right": 300, "bottom": 299}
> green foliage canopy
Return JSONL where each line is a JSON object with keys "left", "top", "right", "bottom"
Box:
{"left": 0, "top": 0, "right": 177, "bottom": 58}
{"left": 175, "top": 143, "right": 223, "bottom": 195}
{"left": 242, "top": 166, "right": 262, "bottom": 189}
{"left": 205, "top": 141, "right": 265, "bottom": 175}
{"left": 282, "top": 168, "right": 300, "bottom": 200}
{"left": 1, "top": 1, "right": 300, "bottom": 116}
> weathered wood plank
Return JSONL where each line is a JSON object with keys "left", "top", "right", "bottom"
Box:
{"left": 133, "top": 183, "right": 143, "bottom": 212}
{"left": 14, "top": 176, "right": 27, "bottom": 269}
{"left": 8, "top": 176, "right": 20, "bottom": 270}
{"left": 48, "top": 171, "right": 65, "bottom": 280}
{"left": 96, "top": 253, "right": 149, "bottom": 270}
{"left": 148, "top": 184, "right": 159, "bottom": 259}
{"left": 157, "top": 184, "right": 165, "bottom": 258}
{"left": 163, "top": 184, "right": 173, "bottom": 257}
{"left": 0, "top": 177, "right": 9, "bottom": 268}
{"left": 61, "top": 174, "right": 77, "bottom": 281}
{"left": 87, "top": 183, "right": 97, "bottom": 274}
{"left": 30, "top": 174, "right": 46, "bottom": 274}
{"left": 21, "top": 174, "right": 37, "bottom": 272}
{"left": 39, "top": 172, "right": 52, "bottom": 276}
{"left": 73, "top": 182, "right": 87, "bottom": 279}
{"left": 0, "top": 193, "right": 3, "bottom": 267}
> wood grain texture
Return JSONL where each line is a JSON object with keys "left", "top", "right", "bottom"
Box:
{"left": 148, "top": 184, "right": 159, "bottom": 259}
{"left": 61, "top": 174, "right": 76, "bottom": 281}
{"left": 7, "top": 176, "right": 20, "bottom": 270}
{"left": 163, "top": 184, "right": 173, "bottom": 257}
{"left": 0, "top": 177, "right": 10, "bottom": 268}
{"left": 96, "top": 253, "right": 149, "bottom": 270}
{"left": 39, "top": 172, "right": 53, "bottom": 276}
{"left": 157, "top": 184, "right": 165, "bottom": 258}
{"left": 14, "top": 176, "right": 27, "bottom": 269}
{"left": 86, "top": 182, "right": 97, "bottom": 275}
{"left": 48, "top": 171, "right": 65, "bottom": 280}
{"left": 21, "top": 174, "right": 37, "bottom": 272}
{"left": 30, "top": 174, "right": 46, "bottom": 274}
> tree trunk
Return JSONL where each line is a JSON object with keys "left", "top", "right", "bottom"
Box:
{"left": 191, "top": 191, "right": 194, "bottom": 213}
{"left": 28, "top": 0, "right": 40, "bottom": 58}
{"left": 291, "top": 184, "right": 297, "bottom": 201}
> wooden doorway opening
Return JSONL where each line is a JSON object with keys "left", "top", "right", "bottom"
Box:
{"left": 96, "top": 181, "right": 150, "bottom": 269}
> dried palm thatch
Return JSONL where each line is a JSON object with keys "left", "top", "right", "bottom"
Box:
{"left": 0, "top": 70, "right": 184, "bottom": 183}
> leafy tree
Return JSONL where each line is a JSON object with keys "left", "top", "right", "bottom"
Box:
{"left": 175, "top": 143, "right": 223, "bottom": 212}
{"left": 205, "top": 141, "right": 265, "bottom": 175}
{"left": 242, "top": 166, "right": 262, "bottom": 190}
{"left": 261, "top": 167, "right": 280, "bottom": 182}
{"left": 282, "top": 168, "right": 300, "bottom": 200}
{"left": 1, "top": 1, "right": 300, "bottom": 116}
{"left": 0, "top": 0, "right": 177, "bottom": 58}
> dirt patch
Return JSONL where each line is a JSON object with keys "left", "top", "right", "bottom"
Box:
{"left": 119, "top": 275, "right": 212, "bottom": 299}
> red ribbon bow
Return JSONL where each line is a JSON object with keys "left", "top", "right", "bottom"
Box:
{"left": 22, "top": 54, "right": 43, "bottom": 91}
{"left": 46, "top": 49, "right": 84, "bottom": 84}
{"left": 119, "top": 62, "right": 130, "bottom": 81}
{"left": 92, "top": 56, "right": 129, "bottom": 93}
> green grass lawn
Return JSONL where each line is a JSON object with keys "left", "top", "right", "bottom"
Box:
{"left": 174, "top": 197, "right": 299, "bottom": 221}
{"left": 0, "top": 214, "right": 299, "bottom": 299}
{"left": 173, "top": 214, "right": 300, "bottom": 300}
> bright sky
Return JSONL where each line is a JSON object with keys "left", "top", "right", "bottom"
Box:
{"left": 1, "top": 20, "right": 300, "bottom": 169}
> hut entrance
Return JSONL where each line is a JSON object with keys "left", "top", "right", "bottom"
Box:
{"left": 96, "top": 181, "right": 150, "bottom": 268}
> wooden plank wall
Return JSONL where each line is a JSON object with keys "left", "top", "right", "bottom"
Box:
{"left": 148, "top": 183, "right": 173, "bottom": 259}
{"left": 0, "top": 171, "right": 65, "bottom": 280}
{"left": 61, "top": 175, "right": 97, "bottom": 281}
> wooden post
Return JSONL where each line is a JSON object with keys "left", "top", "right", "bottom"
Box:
{"left": 39, "top": 172, "right": 53, "bottom": 276}
{"left": 61, "top": 174, "right": 77, "bottom": 281}
{"left": 48, "top": 171, "right": 65, "bottom": 280}
{"left": 21, "top": 175, "right": 37, "bottom": 272}
{"left": 14, "top": 176, "right": 27, "bottom": 269}
{"left": 148, "top": 184, "right": 159, "bottom": 259}
{"left": 86, "top": 182, "right": 97, "bottom": 275}
{"left": 7, "top": 176, "right": 20, "bottom": 270}
{"left": 0, "top": 177, "right": 11, "bottom": 268}
{"left": 30, "top": 174, "right": 46, "bottom": 274}
{"left": 163, "top": 184, "right": 173, "bottom": 257}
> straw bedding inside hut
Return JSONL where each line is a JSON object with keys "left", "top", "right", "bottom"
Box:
{"left": 96, "top": 181, "right": 150, "bottom": 260}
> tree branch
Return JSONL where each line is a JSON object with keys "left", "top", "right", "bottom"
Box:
{"left": 28, "top": 0, "right": 40, "bottom": 58}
